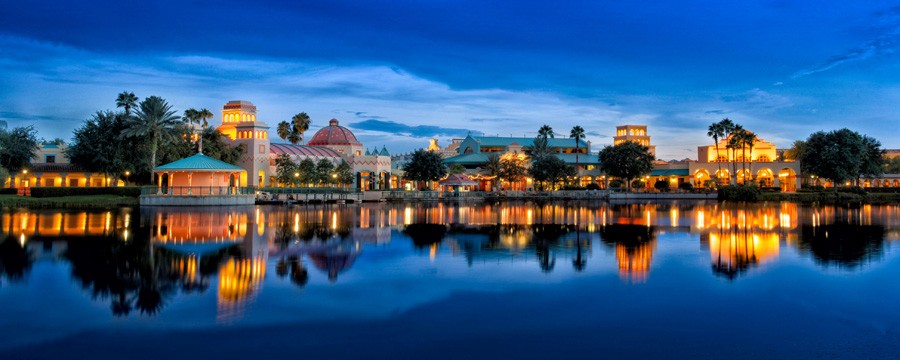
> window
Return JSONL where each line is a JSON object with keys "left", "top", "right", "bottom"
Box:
{"left": 259, "top": 145, "right": 266, "bottom": 154}
{"left": 757, "top": 155, "right": 770, "bottom": 162}
{"left": 46, "top": 155, "right": 56, "bottom": 163}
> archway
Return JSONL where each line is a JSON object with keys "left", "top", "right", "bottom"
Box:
{"left": 694, "top": 169, "right": 710, "bottom": 188}
{"left": 736, "top": 169, "right": 751, "bottom": 185}
{"left": 258, "top": 170, "right": 265, "bottom": 187}
{"left": 756, "top": 168, "right": 774, "bottom": 187}
{"left": 778, "top": 168, "right": 797, "bottom": 192}
{"left": 714, "top": 169, "right": 729, "bottom": 185}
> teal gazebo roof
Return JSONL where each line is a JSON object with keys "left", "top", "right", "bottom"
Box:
{"left": 155, "top": 153, "right": 245, "bottom": 172}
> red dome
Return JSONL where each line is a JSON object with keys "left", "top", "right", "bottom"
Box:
{"left": 307, "top": 119, "right": 361, "bottom": 146}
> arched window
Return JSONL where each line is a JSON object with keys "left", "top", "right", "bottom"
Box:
{"left": 757, "top": 155, "right": 770, "bottom": 162}
{"left": 464, "top": 146, "right": 473, "bottom": 154}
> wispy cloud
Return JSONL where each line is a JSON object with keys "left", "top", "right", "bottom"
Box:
{"left": 792, "top": 6, "right": 900, "bottom": 79}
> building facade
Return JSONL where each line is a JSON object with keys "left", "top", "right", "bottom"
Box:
{"left": 215, "top": 100, "right": 392, "bottom": 190}
{"left": 7, "top": 143, "right": 122, "bottom": 190}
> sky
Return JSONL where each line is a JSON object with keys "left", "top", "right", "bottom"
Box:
{"left": 1, "top": 0, "right": 899, "bottom": 160}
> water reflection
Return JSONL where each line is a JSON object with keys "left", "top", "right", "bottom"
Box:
{"left": 0, "top": 202, "right": 897, "bottom": 319}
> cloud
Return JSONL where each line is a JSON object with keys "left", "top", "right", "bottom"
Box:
{"left": 720, "top": 88, "right": 793, "bottom": 110}
{"left": 792, "top": 6, "right": 900, "bottom": 79}
{"left": 349, "top": 119, "right": 479, "bottom": 138}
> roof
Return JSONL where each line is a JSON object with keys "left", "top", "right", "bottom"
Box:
{"left": 554, "top": 153, "right": 601, "bottom": 165}
{"left": 650, "top": 169, "right": 690, "bottom": 176}
{"left": 307, "top": 118, "right": 362, "bottom": 146}
{"left": 439, "top": 174, "right": 478, "bottom": 186}
{"left": 270, "top": 143, "right": 343, "bottom": 158}
{"left": 379, "top": 146, "right": 390, "bottom": 156}
{"left": 473, "top": 136, "right": 589, "bottom": 149}
{"left": 444, "top": 153, "right": 489, "bottom": 165}
{"left": 28, "top": 163, "right": 86, "bottom": 173}
{"left": 155, "top": 153, "right": 245, "bottom": 172}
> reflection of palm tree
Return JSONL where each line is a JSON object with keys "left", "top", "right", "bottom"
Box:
{"left": 403, "top": 223, "right": 448, "bottom": 249}
{"left": 573, "top": 231, "right": 587, "bottom": 272}
{"left": 0, "top": 236, "right": 33, "bottom": 285}
{"left": 289, "top": 256, "right": 309, "bottom": 288}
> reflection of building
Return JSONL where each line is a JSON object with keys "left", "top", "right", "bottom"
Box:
{"left": 214, "top": 100, "right": 392, "bottom": 190}
{"left": 615, "top": 241, "right": 656, "bottom": 282}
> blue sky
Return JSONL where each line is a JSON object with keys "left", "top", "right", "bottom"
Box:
{"left": 1, "top": 1, "right": 899, "bottom": 160}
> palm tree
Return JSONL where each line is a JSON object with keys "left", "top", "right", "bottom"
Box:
{"left": 744, "top": 131, "right": 758, "bottom": 182}
{"left": 122, "top": 96, "right": 181, "bottom": 183}
{"left": 276, "top": 121, "right": 291, "bottom": 143}
{"left": 197, "top": 108, "right": 213, "bottom": 128}
{"left": 183, "top": 108, "right": 199, "bottom": 137}
{"left": 707, "top": 122, "right": 725, "bottom": 180}
{"left": 570, "top": 125, "right": 585, "bottom": 173}
{"left": 484, "top": 153, "right": 501, "bottom": 191}
{"left": 291, "top": 112, "right": 311, "bottom": 144}
{"left": 725, "top": 123, "right": 742, "bottom": 185}
{"left": 116, "top": 91, "right": 138, "bottom": 117}
{"left": 538, "top": 124, "right": 555, "bottom": 139}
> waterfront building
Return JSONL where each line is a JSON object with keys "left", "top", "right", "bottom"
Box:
{"left": 614, "top": 125, "right": 656, "bottom": 158}
{"left": 6, "top": 142, "right": 122, "bottom": 190}
{"left": 215, "top": 100, "right": 392, "bottom": 190}
{"left": 443, "top": 134, "right": 602, "bottom": 190}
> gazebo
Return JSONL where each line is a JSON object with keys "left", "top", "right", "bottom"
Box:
{"left": 439, "top": 173, "right": 478, "bottom": 192}
{"left": 140, "top": 153, "right": 254, "bottom": 206}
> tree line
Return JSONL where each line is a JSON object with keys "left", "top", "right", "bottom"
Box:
{"left": 273, "top": 154, "right": 354, "bottom": 188}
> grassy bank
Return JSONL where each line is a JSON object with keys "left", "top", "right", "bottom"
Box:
{"left": 0, "top": 195, "right": 139, "bottom": 209}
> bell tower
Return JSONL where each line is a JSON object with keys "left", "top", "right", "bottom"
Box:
{"left": 218, "top": 100, "right": 270, "bottom": 187}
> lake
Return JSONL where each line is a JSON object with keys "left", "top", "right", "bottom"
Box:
{"left": 1, "top": 201, "right": 899, "bottom": 359}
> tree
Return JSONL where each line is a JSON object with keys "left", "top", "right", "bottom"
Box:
{"left": 538, "top": 125, "right": 555, "bottom": 139}
{"left": 277, "top": 121, "right": 292, "bottom": 143}
{"left": 570, "top": 125, "right": 585, "bottom": 171}
{"left": 315, "top": 159, "right": 335, "bottom": 186}
{"left": 335, "top": 160, "right": 354, "bottom": 188}
{"left": 527, "top": 137, "right": 554, "bottom": 162}
{"left": 274, "top": 154, "right": 298, "bottom": 186}
{"left": 291, "top": 113, "right": 311, "bottom": 144}
{"left": 196, "top": 128, "right": 245, "bottom": 164}
{"left": 116, "top": 91, "right": 138, "bottom": 117}
{"left": 800, "top": 129, "right": 880, "bottom": 186}
{"left": 886, "top": 157, "right": 900, "bottom": 174}
{"left": 743, "top": 130, "right": 758, "bottom": 181}
{"left": 68, "top": 111, "right": 144, "bottom": 186}
{"left": 0, "top": 125, "right": 40, "bottom": 186}
{"left": 122, "top": 96, "right": 181, "bottom": 183}
{"left": 725, "top": 124, "right": 744, "bottom": 184}
{"left": 500, "top": 155, "right": 527, "bottom": 190}
{"left": 707, "top": 121, "right": 725, "bottom": 176}
{"left": 448, "top": 164, "right": 466, "bottom": 174}
{"left": 297, "top": 158, "right": 317, "bottom": 186}
{"left": 483, "top": 153, "right": 501, "bottom": 191}
{"left": 598, "top": 141, "right": 654, "bottom": 191}
{"left": 782, "top": 140, "right": 805, "bottom": 161}
{"left": 530, "top": 155, "right": 575, "bottom": 190}
{"left": 402, "top": 149, "right": 447, "bottom": 189}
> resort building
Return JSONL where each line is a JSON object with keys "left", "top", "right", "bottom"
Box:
{"left": 6, "top": 143, "right": 123, "bottom": 190}
{"left": 614, "top": 125, "right": 656, "bottom": 158}
{"left": 443, "top": 134, "right": 602, "bottom": 190}
{"left": 643, "top": 134, "right": 801, "bottom": 191}
{"left": 215, "top": 100, "right": 392, "bottom": 190}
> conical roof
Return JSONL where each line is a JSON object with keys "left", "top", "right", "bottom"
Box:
{"left": 155, "top": 153, "right": 245, "bottom": 172}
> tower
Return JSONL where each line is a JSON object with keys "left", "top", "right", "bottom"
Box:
{"left": 217, "top": 100, "right": 270, "bottom": 187}
{"left": 614, "top": 125, "right": 656, "bottom": 158}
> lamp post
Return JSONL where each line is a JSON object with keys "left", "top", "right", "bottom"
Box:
{"left": 293, "top": 172, "right": 299, "bottom": 188}
{"left": 124, "top": 170, "right": 131, "bottom": 186}
{"left": 332, "top": 173, "right": 337, "bottom": 188}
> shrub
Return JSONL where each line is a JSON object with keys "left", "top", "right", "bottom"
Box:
{"left": 562, "top": 185, "right": 586, "bottom": 190}
{"left": 653, "top": 180, "right": 671, "bottom": 192}
{"left": 631, "top": 180, "right": 645, "bottom": 189}
{"left": 0, "top": 188, "right": 18, "bottom": 195}
{"left": 609, "top": 180, "right": 623, "bottom": 188}
{"left": 585, "top": 183, "right": 601, "bottom": 190}
{"left": 842, "top": 186, "right": 867, "bottom": 195}
{"left": 29, "top": 186, "right": 143, "bottom": 198}
{"left": 678, "top": 182, "right": 693, "bottom": 191}
{"left": 717, "top": 185, "right": 761, "bottom": 202}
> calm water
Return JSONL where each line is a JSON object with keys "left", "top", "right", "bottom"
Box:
{"left": 1, "top": 202, "right": 899, "bottom": 359}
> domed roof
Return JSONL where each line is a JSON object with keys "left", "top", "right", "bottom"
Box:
{"left": 307, "top": 119, "right": 361, "bottom": 147}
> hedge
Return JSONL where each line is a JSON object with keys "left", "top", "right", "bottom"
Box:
{"left": 0, "top": 188, "right": 17, "bottom": 195}
{"left": 29, "top": 186, "right": 143, "bottom": 198}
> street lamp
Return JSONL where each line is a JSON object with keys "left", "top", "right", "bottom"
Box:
{"left": 124, "top": 170, "right": 130, "bottom": 185}
{"left": 331, "top": 173, "right": 337, "bottom": 188}
{"left": 293, "top": 172, "right": 299, "bottom": 188}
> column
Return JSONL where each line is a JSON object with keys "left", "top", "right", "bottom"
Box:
{"left": 188, "top": 173, "right": 193, "bottom": 195}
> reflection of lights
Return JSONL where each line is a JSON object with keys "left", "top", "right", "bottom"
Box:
{"left": 123, "top": 229, "right": 129, "bottom": 241}
{"left": 697, "top": 210, "right": 706, "bottom": 229}
{"left": 670, "top": 208, "right": 678, "bottom": 228}
{"left": 404, "top": 207, "right": 412, "bottom": 225}
{"left": 780, "top": 213, "right": 791, "bottom": 229}
{"left": 331, "top": 212, "right": 337, "bottom": 230}
{"left": 294, "top": 213, "right": 300, "bottom": 233}
{"left": 19, "top": 234, "right": 26, "bottom": 247}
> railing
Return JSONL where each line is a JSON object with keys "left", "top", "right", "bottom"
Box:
{"left": 141, "top": 186, "right": 256, "bottom": 196}
{"left": 383, "top": 190, "right": 613, "bottom": 200}
{"left": 383, "top": 191, "right": 488, "bottom": 200}
{"left": 256, "top": 187, "right": 357, "bottom": 195}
